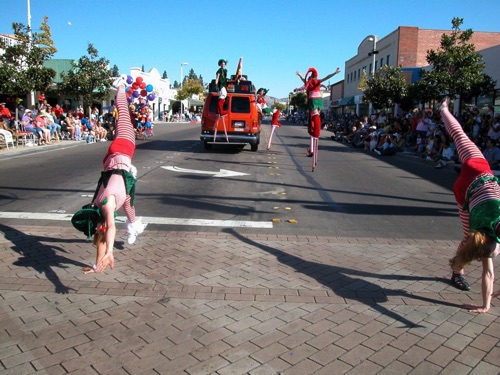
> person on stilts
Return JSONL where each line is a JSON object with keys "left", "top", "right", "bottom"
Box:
{"left": 215, "top": 59, "right": 229, "bottom": 142}
{"left": 267, "top": 106, "right": 282, "bottom": 150}
{"left": 296, "top": 67, "right": 341, "bottom": 170}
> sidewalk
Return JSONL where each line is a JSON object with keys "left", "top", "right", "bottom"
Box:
{"left": 0, "top": 224, "right": 498, "bottom": 374}
{"left": 0, "top": 138, "right": 105, "bottom": 161}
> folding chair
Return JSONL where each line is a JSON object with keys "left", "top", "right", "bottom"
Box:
{"left": 0, "top": 129, "right": 16, "bottom": 149}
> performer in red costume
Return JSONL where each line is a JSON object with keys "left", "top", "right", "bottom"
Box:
{"left": 73, "top": 77, "right": 147, "bottom": 274}
{"left": 213, "top": 59, "right": 229, "bottom": 141}
{"left": 296, "top": 67, "right": 340, "bottom": 157}
{"left": 439, "top": 97, "right": 500, "bottom": 313}
{"left": 256, "top": 88, "right": 271, "bottom": 118}
{"left": 215, "top": 59, "right": 228, "bottom": 116}
{"left": 267, "top": 107, "right": 282, "bottom": 150}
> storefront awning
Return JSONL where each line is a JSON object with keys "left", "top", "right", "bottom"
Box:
{"left": 188, "top": 98, "right": 204, "bottom": 106}
{"left": 336, "top": 96, "right": 355, "bottom": 106}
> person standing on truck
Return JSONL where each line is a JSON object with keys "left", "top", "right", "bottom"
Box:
{"left": 215, "top": 59, "right": 229, "bottom": 116}
{"left": 215, "top": 59, "right": 228, "bottom": 93}
{"left": 296, "top": 67, "right": 341, "bottom": 157}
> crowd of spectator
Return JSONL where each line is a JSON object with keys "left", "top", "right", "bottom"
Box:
{"left": 328, "top": 104, "right": 500, "bottom": 170}
{"left": 0, "top": 98, "right": 115, "bottom": 147}
{"left": 0, "top": 95, "right": 156, "bottom": 149}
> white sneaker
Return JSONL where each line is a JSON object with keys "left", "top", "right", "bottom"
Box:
{"left": 126, "top": 217, "right": 147, "bottom": 245}
{"left": 113, "top": 75, "right": 127, "bottom": 88}
{"left": 130, "top": 164, "right": 137, "bottom": 179}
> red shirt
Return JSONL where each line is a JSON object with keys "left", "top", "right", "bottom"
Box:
{"left": 53, "top": 106, "right": 64, "bottom": 118}
{"left": 0, "top": 107, "right": 12, "bottom": 119}
{"left": 306, "top": 78, "right": 321, "bottom": 98}
{"left": 271, "top": 110, "right": 281, "bottom": 126}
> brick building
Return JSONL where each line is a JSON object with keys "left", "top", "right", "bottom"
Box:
{"left": 334, "top": 26, "right": 500, "bottom": 116}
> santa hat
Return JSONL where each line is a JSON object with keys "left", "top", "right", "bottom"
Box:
{"left": 305, "top": 67, "right": 318, "bottom": 81}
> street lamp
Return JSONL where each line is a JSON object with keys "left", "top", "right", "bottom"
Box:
{"left": 180, "top": 62, "right": 188, "bottom": 88}
{"left": 180, "top": 62, "right": 188, "bottom": 121}
{"left": 27, "top": 0, "right": 35, "bottom": 107}
{"left": 367, "top": 36, "right": 378, "bottom": 77}
{"left": 366, "top": 35, "right": 378, "bottom": 116}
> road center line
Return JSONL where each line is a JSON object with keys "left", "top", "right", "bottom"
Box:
{"left": 0, "top": 212, "right": 273, "bottom": 229}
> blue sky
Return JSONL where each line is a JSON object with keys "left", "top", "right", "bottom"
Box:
{"left": 2, "top": 0, "right": 500, "bottom": 99}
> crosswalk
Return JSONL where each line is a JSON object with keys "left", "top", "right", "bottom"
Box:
{"left": 0, "top": 212, "right": 273, "bottom": 229}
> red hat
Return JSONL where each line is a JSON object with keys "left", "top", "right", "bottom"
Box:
{"left": 305, "top": 67, "right": 318, "bottom": 81}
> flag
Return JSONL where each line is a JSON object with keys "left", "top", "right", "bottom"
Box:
{"left": 235, "top": 57, "right": 243, "bottom": 82}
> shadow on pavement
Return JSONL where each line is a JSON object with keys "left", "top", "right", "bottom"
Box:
{"left": 224, "top": 228, "right": 462, "bottom": 328}
{"left": 0, "top": 223, "right": 89, "bottom": 294}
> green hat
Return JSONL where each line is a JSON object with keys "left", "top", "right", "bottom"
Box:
{"left": 218, "top": 59, "right": 228, "bottom": 66}
{"left": 257, "top": 88, "right": 268, "bottom": 95}
{"left": 71, "top": 204, "right": 102, "bottom": 239}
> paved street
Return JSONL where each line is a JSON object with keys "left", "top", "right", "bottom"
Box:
{"left": 0, "top": 124, "right": 499, "bottom": 374}
{"left": 0, "top": 223, "right": 499, "bottom": 374}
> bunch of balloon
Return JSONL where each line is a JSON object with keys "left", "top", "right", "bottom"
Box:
{"left": 124, "top": 75, "right": 156, "bottom": 124}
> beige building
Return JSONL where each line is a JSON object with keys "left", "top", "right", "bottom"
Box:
{"left": 335, "top": 26, "right": 500, "bottom": 116}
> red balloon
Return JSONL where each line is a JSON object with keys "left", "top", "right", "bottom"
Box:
{"left": 140, "top": 89, "right": 147, "bottom": 97}
{"left": 139, "top": 82, "right": 146, "bottom": 89}
{"left": 132, "top": 82, "right": 139, "bottom": 90}
{"left": 135, "top": 76, "right": 144, "bottom": 84}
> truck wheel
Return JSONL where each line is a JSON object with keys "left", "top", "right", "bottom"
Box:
{"left": 251, "top": 143, "right": 258, "bottom": 152}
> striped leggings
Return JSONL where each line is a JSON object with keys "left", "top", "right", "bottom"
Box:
{"left": 114, "top": 86, "right": 136, "bottom": 147}
{"left": 440, "top": 102, "right": 484, "bottom": 266}
{"left": 107, "top": 85, "right": 137, "bottom": 222}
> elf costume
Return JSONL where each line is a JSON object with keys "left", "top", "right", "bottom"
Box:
{"left": 216, "top": 59, "right": 228, "bottom": 116}
{"left": 256, "top": 88, "right": 271, "bottom": 116}
{"left": 305, "top": 68, "right": 323, "bottom": 145}
{"left": 267, "top": 108, "right": 282, "bottom": 150}
{"left": 296, "top": 67, "right": 340, "bottom": 160}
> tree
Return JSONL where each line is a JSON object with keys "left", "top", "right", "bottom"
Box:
{"left": 405, "top": 75, "right": 440, "bottom": 109}
{"left": 111, "top": 64, "right": 120, "bottom": 77}
{"left": 363, "top": 65, "right": 408, "bottom": 111}
{"left": 420, "top": 17, "right": 496, "bottom": 110}
{"left": 0, "top": 16, "right": 57, "bottom": 98}
{"left": 290, "top": 92, "right": 307, "bottom": 111}
{"left": 273, "top": 102, "right": 286, "bottom": 111}
{"left": 357, "top": 69, "right": 368, "bottom": 92}
{"left": 176, "top": 78, "right": 203, "bottom": 100}
{"left": 58, "top": 43, "right": 112, "bottom": 113}
{"left": 187, "top": 68, "right": 197, "bottom": 80}
{"left": 162, "top": 70, "right": 168, "bottom": 79}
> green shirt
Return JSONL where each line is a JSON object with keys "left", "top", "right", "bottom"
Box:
{"left": 216, "top": 68, "right": 227, "bottom": 89}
